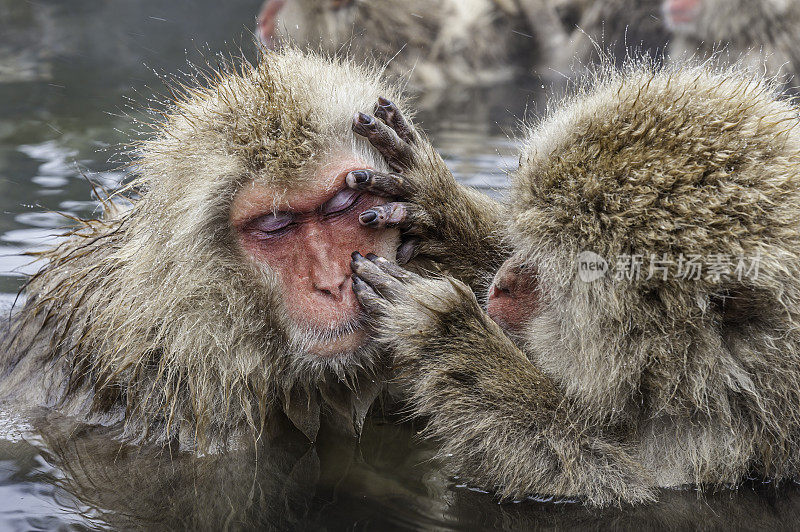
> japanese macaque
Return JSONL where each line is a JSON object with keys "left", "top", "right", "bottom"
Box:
{"left": 348, "top": 63, "right": 800, "bottom": 505}
{"left": 664, "top": 0, "right": 800, "bottom": 83}
{"left": 551, "top": 0, "right": 670, "bottom": 66}
{"left": 0, "top": 48, "right": 504, "bottom": 452}
{"left": 256, "top": 0, "right": 570, "bottom": 89}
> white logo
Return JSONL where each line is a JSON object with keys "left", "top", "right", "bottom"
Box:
{"left": 577, "top": 251, "right": 608, "bottom": 282}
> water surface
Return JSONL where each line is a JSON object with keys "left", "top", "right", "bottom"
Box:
{"left": 1, "top": 1, "right": 799, "bottom": 529}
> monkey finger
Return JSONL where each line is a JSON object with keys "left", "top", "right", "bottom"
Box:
{"left": 352, "top": 112, "right": 414, "bottom": 172}
{"left": 396, "top": 238, "right": 419, "bottom": 265}
{"left": 352, "top": 275, "right": 387, "bottom": 316}
{"left": 358, "top": 202, "right": 414, "bottom": 229}
{"left": 350, "top": 252, "right": 406, "bottom": 298}
{"left": 364, "top": 253, "right": 415, "bottom": 282}
{"left": 346, "top": 169, "right": 411, "bottom": 198}
{"left": 374, "top": 97, "right": 416, "bottom": 144}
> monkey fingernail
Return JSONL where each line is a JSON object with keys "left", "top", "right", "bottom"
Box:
{"left": 351, "top": 251, "right": 364, "bottom": 260}
{"left": 360, "top": 210, "right": 378, "bottom": 224}
{"left": 357, "top": 112, "right": 374, "bottom": 125}
{"left": 374, "top": 105, "right": 388, "bottom": 121}
{"left": 347, "top": 170, "right": 371, "bottom": 186}
{"left": 377, "top": 96, "right": 393, "bottom": 107}
{"left": 365, "top": 253, "right": 379, "bottom": 261}
{"left": 352, "top": 113, "right": 378, "bottom": 136}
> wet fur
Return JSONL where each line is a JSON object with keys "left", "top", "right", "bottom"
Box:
{"left": 0, "top": 49, "right": 411, "bottom": 452}
{"left": 365, "top": 61, "right": 800, "bottom": 505}
{"left": 274, "top": 0, "right": 555, "bottom": 88}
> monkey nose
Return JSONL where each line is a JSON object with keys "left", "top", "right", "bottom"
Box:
{"left": 312, "top": 270, "right": 353, "bottom": 303}
{"left": 489, "top": 267, "right": 519, "bottom": 301}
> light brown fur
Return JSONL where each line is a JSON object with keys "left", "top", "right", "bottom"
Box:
{"left": 353, "top": 60, "right": 800, "bottom": 505}
{"left": 0, "top": 47, "right": 507, "bottom": 453}
{"left": 666, "top": 0, "right": 800, "bottom": 85}
{"left": 268, "top": 0, "right": 567, "bottom": 88}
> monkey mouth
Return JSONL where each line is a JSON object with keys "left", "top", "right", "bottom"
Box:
{"left": 293, "top": 314, "right": 369, "bottom": 358}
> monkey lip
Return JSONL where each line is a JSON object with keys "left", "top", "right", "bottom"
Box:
{"left": 298, "top": 315, "right": 369, "bottom": 358}
{"left": 306, "top": 329, "right": 367, "bottom": 357}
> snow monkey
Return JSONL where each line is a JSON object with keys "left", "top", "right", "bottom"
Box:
{"left": 256, "top": 0, "right": 570, "bottom": 89}
{"left": 348, "top": 63, "right": 800, "bottom": 506}
{"left": 664, "top": 0, "right": 800, "bottom": 84}
{"left": 0, "top": 48, "right": 505, "bottom": 452}
{"left": 553, "top": 0, "right": 670, "bottom": 66}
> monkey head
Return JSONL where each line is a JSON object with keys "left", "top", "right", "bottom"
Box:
{"left": 663, "top": 0, "right": 794, "bottom": 42}
{"left": 488, "top": 63, "right": 800, "bottom": 425}
{"left": 254, "top": 0, "right": 518, "bottom": 92}
{"left": 4, "top": 48, "right": 408, "bottom": 449}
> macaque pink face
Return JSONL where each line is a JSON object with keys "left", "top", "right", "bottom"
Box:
{"left": 256, "top": 0, "right": 286, "bottom": 48}
{"left": 663, "top": 0, "right": 702, "bottom": 30}
{"left": 231, "top": 156, "right": 399, "bottom": 357}
{"left": 487, "top": 259, "right": 541, "bottom": 335}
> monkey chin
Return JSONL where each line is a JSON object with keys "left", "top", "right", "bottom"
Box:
{"left": 305, "top": 329, "right": 367, "bottom": 358}
{"left": 289, "top": 314, "right": 372, "bottom": 363}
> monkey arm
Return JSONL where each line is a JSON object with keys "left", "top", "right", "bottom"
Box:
{"left": 350, "top": 253, "right": 654, "bottom": 506}
{"left": 349, "top": 99, "right": 509, "bottom": 295}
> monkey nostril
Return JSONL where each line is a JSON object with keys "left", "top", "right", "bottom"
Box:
{"left": 489, "top": 283, "right": 511, "bottom": 301}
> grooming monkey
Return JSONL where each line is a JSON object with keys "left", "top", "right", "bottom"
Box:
{"left": 551, "top": 0, "right": 669, "bottom": 65}
{"left": 0, "top": 48, "right": 504, "bottom": 452}
{"left": 664, "top": 0, "right": 800, "bottom": 84}
{"left": 256, "top": 0, "right": 571, "bottom": 88}
{"left": 347, "top": 63, "right": 800, "bottom": 505}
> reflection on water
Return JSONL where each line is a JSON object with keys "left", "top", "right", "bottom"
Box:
{"left": 1, "top": 0, "right": 800, "bottom": 529}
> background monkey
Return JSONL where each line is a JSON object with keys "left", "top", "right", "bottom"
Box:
{"left": 347, "top": 62, "right": 800, "bottom": 505}
{"left": 664, "top": 0, "right": 800, "bottom": 85}
{"left": 0, "top": 48, "right": 504, "bottom": 452}
{"left": 257, "top": 0, "right": 572, "bottom": 90}
{"left": 551, "top": 0, "right": 669, "bottom": 66}
{"left": 257, "top": 0, "right": 671, "bottom": 91}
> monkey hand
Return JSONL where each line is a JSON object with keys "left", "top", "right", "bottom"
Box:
{"left": 350, "top": 251, "right": 509, "bottom": 373}
{"left": 349, "top": 98, "right": 508, "bottom": 293}
{"left": 350, "top": 251, "right": 655, "bottom": 505}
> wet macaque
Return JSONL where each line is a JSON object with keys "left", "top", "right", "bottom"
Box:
{"left": 664, "top": 0, "right": 800, "bottom": 83}
{"left": 0, "top": 48, "right": 503, "bottom": 452}
{"left": 351, "top": 64, "right": 800, "bottom": 506}
{"left": 256, "top": 0, "right": 570, "bottom": 89}
{"left": 545, "top": 0, "right": 669, "bottom": 67}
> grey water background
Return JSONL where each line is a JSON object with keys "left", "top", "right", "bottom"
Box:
{"left": 1, "top": 1, "right": 800, "bottom": 530}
